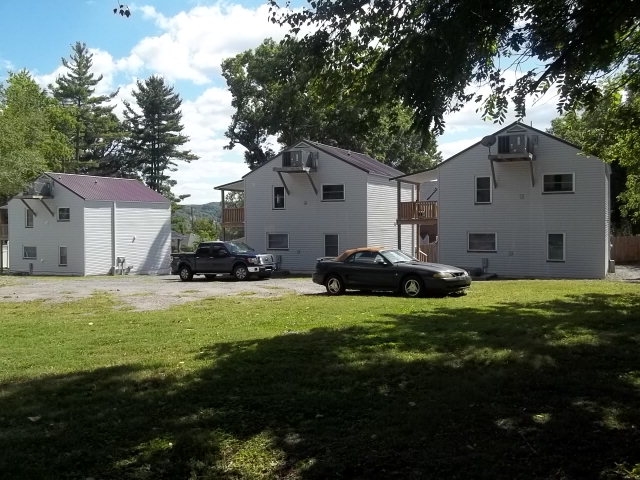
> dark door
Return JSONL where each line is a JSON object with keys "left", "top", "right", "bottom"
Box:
{"left": 194, "top": 245, "right": 216, "bottom": 272}
{"left": 209, "top": 245, "right": 236, "bottom": 273}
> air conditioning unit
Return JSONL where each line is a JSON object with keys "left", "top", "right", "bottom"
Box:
{"left": 282, "top": 150, "right": 303, "bottom": 167}
{"left": 497, "top": 134, "right": 529, "bottom": 154}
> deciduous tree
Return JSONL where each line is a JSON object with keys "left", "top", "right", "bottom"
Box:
{"left": 550, "top": 68, "right": 640, "bottom": 231}
{"left": 0, "top": 71, "right": 72, "bottom": 201}
{"left": 268, "top": 0, "right": 640, "bottom": 133}
{"left": 222, "top": 38, "right": 440, "bottom": 171}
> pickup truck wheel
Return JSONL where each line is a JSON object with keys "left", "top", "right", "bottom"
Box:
{"left": 325, "top": 274, "right": 345, "bottom": 295}
{"left": 233, "top": 264, "right": 249, "bottom": 281}
{"left": 179, "top": 266, "right": 193, "bottom": 281}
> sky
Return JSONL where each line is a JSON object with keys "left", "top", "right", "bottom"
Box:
{"left": 0, "top": 0, "right": 560, "bottom": 204}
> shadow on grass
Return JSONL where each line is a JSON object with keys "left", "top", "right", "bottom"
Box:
{"left": 1, "top": 292, "right": 639, "bottom": 479}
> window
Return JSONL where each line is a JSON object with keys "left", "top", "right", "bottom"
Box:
{"left": 267, "top": 233, "right": 289, "bottom": 250}
{"left": 322, "top": 184, "right": 345, "bottom": 201}
{"left": 547, "top": 233, "right": 565, "bottom": 262}
{"left": 59, "top": 246, "right": 68, "bottom": 266}
{"left": 543, "top": 173, "right": 574, "bottom": 193}
{"left": 58, "top": 207, "right": 70, "bottom": 222}
{"left": 468, "top": 233, "right": 497, "bottom": 252}
{"left": 23, "top": 246, "right": 37, "bottom": 259}
{"left": 324, "top": 234, "right": 339, "bottom": 257}
{"left": 273, "top": 186, "right": 285, "bottom": 209}
{"left": 25, "top": 209, "right": 34, "bottom": 228}
{"left": 475, "top": 176, "right": 492, "bottom": 204}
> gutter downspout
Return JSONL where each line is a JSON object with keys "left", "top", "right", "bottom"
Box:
{"left": 111, "top": 201, "right": 116, "bottom": 275}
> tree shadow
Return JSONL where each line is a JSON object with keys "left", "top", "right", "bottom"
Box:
{"left": 1, "top": 292, "right": 639, "bottom": 479}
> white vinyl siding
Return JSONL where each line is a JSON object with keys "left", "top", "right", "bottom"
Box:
{"left": 243, "top": 146, "right": 370, "bottom": 273}
{"left": 8, "top": 177, "right": 85, "bottom": 275}
{"left": 84, "top": 204, "right": 113, "bottom": 275}
{"left": 112, "top": 203, "right": 171, "bottom": 275}
{"left": 366, "top": 176, "right": 414, "bottom": 256}
{"left": 7, "top": 175, "right": 170, "bottom": 276}
{"left": 436, "top": 127, "right": 608, "bottom": 278}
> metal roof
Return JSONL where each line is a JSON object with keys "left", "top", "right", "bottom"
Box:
{"left": 46, "top": 173, "right": 170, "bottom": 203}
{"left": 303, "top": 140, "right": 404, "bottom": 177}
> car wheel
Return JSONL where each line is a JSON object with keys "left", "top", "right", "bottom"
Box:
{"left": 325, "top": 274, "right": 345, "bottom": 295}
{"left": 179, "top": 266, "right": 193, "bottom": 282}
{"left": 401, "top": 276, "right": 423, "bottom": 297}
{"left": 233, "top": 264, "right": 249, "bottom": 281}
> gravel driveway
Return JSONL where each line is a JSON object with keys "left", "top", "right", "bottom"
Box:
{"left": 0, "top": 274, "right": 325, "bottom": 311}
{"left": 0, "top": 265, "right": 637, "bottom": 311}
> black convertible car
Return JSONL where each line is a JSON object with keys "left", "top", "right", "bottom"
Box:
{"left": 312, "top": 247, "right": 471, "bottom": 297}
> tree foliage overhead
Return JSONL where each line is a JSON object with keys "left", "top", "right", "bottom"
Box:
{"left": 0, "top": 71, "right": 73, "bottom": 201}
{"left": 549, "top": 66, "right": 640, "bottom": 230}
{"left": 51, "top": 42, "right": 124, "bottom": 174}
{"left": 268, "top": 0, "right": 640, "bottom": 134}
{"left": 122, "top": 75, "right": 197, "bottom": 198}
{"left": 222, "top": 38, "right": 441, "bottom": 172}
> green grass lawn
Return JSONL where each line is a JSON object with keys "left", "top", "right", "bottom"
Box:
{"left": 1, "top": 280, "right": 639, "bottom": 479}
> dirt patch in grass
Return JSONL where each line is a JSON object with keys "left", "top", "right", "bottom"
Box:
{"left": 0, "top": 275, "right": 324, "bottom": 311}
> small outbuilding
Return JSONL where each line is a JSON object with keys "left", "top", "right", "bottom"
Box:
{"left": 7, "top": 173, "right": 171, "bottom": 276}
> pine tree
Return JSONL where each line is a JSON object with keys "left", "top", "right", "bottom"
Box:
{"left": 123, "top": 75, "right": 197, "bottom": 197}
{"left": 51, "top": 42, "right": 123, "bottom": 174}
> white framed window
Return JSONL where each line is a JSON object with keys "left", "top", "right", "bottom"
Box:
{"left": 273, "top": 186, "right": 285, "bottom": 209}
{"left": 324, "top": 234, "right": 339, "bottom": 257}
{"left": 468, "top": 233, "right": 497, "bottom": 252}
{"left": 57, "top": 207, "right": 70, "bottom": 222}
{"left": 25, "top": 208, "right": 34, "bottom": 228}
{"left": 59, "top": 246, "right": 68, "bottom": 266}
{"left": 547, "top": 233, "right": 565, "bottom": 262}
{"left": 475, "top": 176, "right": 492, "bottom": 204}
{"left": 543, "top": 173, "right": 574, "bottom": 193}
{"left": 267, "top": 233, "right": 289, "bottom": 250}
{"left": 322, "top": 184, "right": 345, "bottom": 201}
{"left": 23, "top": 246, "right": 37, "bottom": 259}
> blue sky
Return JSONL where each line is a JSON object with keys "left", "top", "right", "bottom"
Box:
{"left": 0, "top": 0, "right": 558, "bottom": 204}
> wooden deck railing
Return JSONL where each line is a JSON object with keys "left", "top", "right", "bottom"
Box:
{"left": 222, "top": 207, "right": 244, "bottom": 225}
{"left": 398, "top": 201, "right": 438, "bottom": 221}
{"left": 0, "top": 224, "right": 7, "bottom": 241}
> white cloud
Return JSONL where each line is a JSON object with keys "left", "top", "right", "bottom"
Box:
{"left": 127, "top": 3, "right": 288, "bottom": 84}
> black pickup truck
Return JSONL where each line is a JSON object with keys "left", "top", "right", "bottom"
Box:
{"left": 171, "top": 240, "right": 277, "bottom": 281}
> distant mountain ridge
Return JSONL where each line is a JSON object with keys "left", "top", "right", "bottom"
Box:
{"left": 173, "top": 202, "right": 221, "bottom": 223}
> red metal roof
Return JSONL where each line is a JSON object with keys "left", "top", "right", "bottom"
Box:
{"left": 46, "top": 173, "right": 170, "bottom": 203}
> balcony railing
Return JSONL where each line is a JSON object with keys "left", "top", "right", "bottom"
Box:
{"left": 222, "top": 207, "right": 244, "bottom": 226}
{"left": 398, "top": 201, "right": 438, "bottom": 222}
{"left": 0, "top": 224, "right": 7, "bottom": 241}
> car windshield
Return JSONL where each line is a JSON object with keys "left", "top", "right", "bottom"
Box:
{"left": 381, "top": 249, "right": 414, "bottom": 263}
{"left": 226, "top": 241, "right": 255, "bottom": 254}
